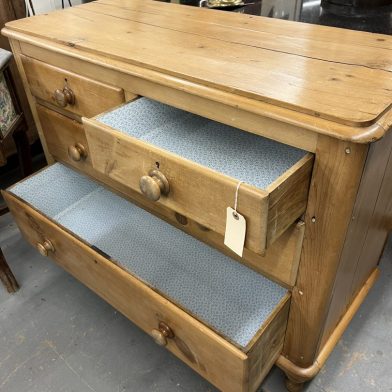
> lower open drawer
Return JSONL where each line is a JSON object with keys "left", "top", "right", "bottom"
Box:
{"left": 3, "top": 164, "right": 290, "bottom": 392}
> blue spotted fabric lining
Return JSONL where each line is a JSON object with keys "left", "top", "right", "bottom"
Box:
{"left": 11, "top": 164, "right": 287, "bottom": 348}
{"left": 97, "top": 98, "right": 307, "bottom": 190}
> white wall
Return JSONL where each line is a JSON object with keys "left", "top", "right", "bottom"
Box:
{"left": 26, "top": 0, "right": 83, "bottom": 15}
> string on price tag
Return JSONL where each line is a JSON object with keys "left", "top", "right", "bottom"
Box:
{"left": 224, "top": 181, "right": 247, "bottom": 257}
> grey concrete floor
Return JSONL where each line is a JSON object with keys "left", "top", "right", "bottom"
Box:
{"left": 0, "top": 211, "right": 391, "bottom": 392}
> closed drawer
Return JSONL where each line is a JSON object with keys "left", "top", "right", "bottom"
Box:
{"left": 21, "top": 56, "right": 125, "bottom": 117}
{"left": 83, "top": 97, "right": 314, "bottom": 255}
{"left": 3, "top": 163, "right": 290, "bottom": 392}
{"left": 36, "top": 104, "right": 92, "bottom": 169}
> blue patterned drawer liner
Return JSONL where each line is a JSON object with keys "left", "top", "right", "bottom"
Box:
{"left": 10, "top": 163, "right": 287, "bottom": 348}
{"left": 97, "top": 98, "right": 307, "bottom": 190}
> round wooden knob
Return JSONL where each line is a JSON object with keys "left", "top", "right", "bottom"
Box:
{"left": 68, "top": 143, "right": 87, "bottom": 161}
{"left": 36, "top": 239, "right": 55, "bottom": 257}
{"left": 151, "top": 322, "right": 174, "bottom": 347}
{"left": 54, "top": 86, "right": 75, "bottom": 107}
{"left": 139, "top": 169, "right": 170, "bottom": 202}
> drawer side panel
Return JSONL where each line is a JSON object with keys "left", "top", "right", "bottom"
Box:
{"left": 247, "top": 297, "right": 290, "bottom": 391}
{"left": 266, "top": 154, "right": 314, "bottom": 247}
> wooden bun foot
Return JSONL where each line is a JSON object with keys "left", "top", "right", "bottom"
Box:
{"left": 285, "top": 376, "right": 305, "bottom": 392}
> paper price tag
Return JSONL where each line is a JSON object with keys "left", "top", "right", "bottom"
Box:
{"left": 224, "top": 207, "right": 246, "bottom": 257}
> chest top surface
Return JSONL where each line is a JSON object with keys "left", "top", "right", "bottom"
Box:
{"left": 3, "top": 0, "right": 392, "bottom": 140}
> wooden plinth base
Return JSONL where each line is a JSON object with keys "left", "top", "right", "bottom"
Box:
{"left": 277, "top": 268, "right": 379, "bottom": 392}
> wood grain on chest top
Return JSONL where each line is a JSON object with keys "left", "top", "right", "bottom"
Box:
{"left": 3, "top": 0, "right": 392, "bottom": 129}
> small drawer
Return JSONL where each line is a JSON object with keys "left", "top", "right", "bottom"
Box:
{"left": 4, "top": 163, "right": 290, "bottom": 392}
{"left": 83, "top": 97, "right": 314, "bottom": 255}
{"left": 21, "top": 56, "right": 125, "bottom": 117}
{"left": 36, "top": 104, "right": 91, "bottom": 168}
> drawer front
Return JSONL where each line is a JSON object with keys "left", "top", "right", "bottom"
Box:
{"left": 36, "top": 104, "right": 91, "bottom": 169}
{"left": 84, "top": 115, "right": 313, "bottom": 255}
{"left": 3, "top": 190, "right": 290, "bottom": 392}
{"left": 22, "top": 56, "right": 125, "bottom": 117}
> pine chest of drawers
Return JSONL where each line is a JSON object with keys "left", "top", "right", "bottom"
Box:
{"left": 2, "top": 1, "right": 392, "bottom": 391}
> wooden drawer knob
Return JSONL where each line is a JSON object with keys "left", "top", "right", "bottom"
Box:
{"left": 139, "top": 169, "right": 170, "bottom": 202}
{"left": 54, "top": 86, "right": 75, "bottom": 107}
{"left": 68, "top": 143, "right": 87, "bottom": 162}
{"left": 36, "top": 239, "right": 55, "bottom": 257}
{"left": 151, "top": 322, "right": 174, "bottom": 347}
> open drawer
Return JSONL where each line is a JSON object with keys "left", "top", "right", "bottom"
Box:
{"left": 3, "top": 163, "right": 290, "bottom": 392}
{"left": 83, "top": 98, "right": 313, "bottom": 255}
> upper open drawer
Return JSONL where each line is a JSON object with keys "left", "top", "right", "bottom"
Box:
{"left": 83, "top": 98, "right": 314, "bottom": 255}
